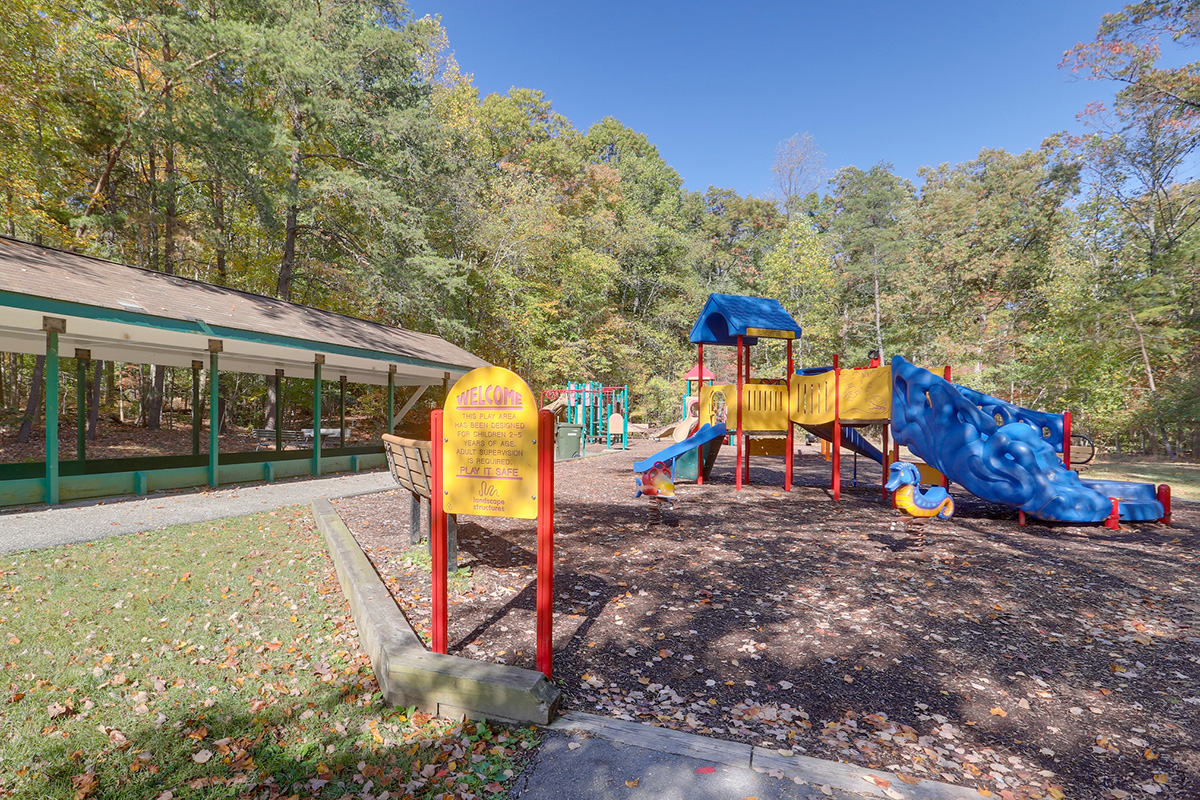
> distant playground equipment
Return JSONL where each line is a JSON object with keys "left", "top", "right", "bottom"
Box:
{"left": 885, "top": 461, "right": 955, "bottom": 519}
{"left": 632, "top": 292, "right": 1172, "bottom": 529}
{"left": 541, "top": 381, "right": 629, "bottom": 456}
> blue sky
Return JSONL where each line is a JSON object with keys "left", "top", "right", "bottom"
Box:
{"left": 412, "top": 1, "right": 1120, "bottom": 199}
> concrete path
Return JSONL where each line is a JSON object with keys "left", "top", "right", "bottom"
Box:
{"left": 0, "top": 470, "right": 394, "bottom": 553}
{"left": 510, "top": 712, "right": 978, "bottom": 800}
{"left": 512, "top": 730, "right": 865, "bottom": 800}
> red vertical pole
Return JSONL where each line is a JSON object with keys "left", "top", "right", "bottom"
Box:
{"left": 832, "top": 355, "right": 841, "bottom": 501}
{"left": 1062, "top": 411, "right": 1072, "bottom": 471}
{"left": 696, "top": 343, "right": 705, "bottom": 485}
{"left": 536, "top": 409, "right": 555, "bottom": 678}
{"left": 891, "top": 440, "right": 900, "bottom": 509}
{"left": 785, "top": 339, "right": 794, "bottom": 492}
{"left": 1157, "top": 484, "right": 1171, "bottom": 525}
{"left": 940, "top": 365, "right": 952, "bottom": 490}
{"left": 1018, "top": 509, "right": 1026, "bottom": 527}
{"left": 881, "top": 424, "right": 890, "bottom": 500}
{"left": 430, "top": 410, "right": 448, "bottom": 654}
{"left": 735, "top": 335, "right": 744, "bottom": 491}
{"left": 1105, "top": 497, "right": 1120, "bottom": 530}
{"left": 743, "top": 340, "right": 751, "bottom": 484}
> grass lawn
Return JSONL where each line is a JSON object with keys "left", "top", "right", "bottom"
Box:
{"left": 0, "top": 508, "right": 537, "bottom": 800}
{"left": 1082, "top": 456, "right": 1200, "bottom": 502}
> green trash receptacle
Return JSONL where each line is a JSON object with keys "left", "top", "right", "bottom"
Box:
{"left": 555, "top": 423, "right": 583, "bottom": 460}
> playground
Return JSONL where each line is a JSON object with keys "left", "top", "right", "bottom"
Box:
{"left": 336, "top": 441, "right": 1200, "bottom": 800}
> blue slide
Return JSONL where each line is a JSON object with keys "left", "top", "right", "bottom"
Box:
{"left": 890, "top": 356, "right": 1163, "bottom": 523}
{"left": 634, "top": 423, "right": 727, "bottom": 473}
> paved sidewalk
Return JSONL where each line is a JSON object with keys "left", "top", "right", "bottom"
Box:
{"left": 0, "top": 470, "right": 394, "bottom": 553}
{"left": 510, "top": 712, "right": 978, "bottom": 800}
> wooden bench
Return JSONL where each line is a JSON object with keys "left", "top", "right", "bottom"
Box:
{"left": 252, "top": 428, "right": 306, "bottom": 451}
{"left": 382, "top": 434, "right": 458, "bottom": 569}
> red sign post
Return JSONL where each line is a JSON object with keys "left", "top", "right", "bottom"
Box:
{"left": 429, "top": 367, "right": 556, "bottom": 678}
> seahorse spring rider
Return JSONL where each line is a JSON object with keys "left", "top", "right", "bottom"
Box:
{"left": 885, "top": 461, "right": 955, "bottom": 519}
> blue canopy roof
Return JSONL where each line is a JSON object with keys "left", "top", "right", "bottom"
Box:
{"left": 688, "top": 293, "right": 802, "bottom": 346}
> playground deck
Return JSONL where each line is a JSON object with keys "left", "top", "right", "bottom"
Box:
{"left": 335, "top": 440, "right": 1200, "bottom": 800}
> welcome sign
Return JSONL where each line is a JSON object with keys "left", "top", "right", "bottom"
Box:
{"left": 442, "top": 366, "right": 540, "bottom": 519}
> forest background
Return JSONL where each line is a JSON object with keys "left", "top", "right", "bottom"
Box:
{"left": 0, "top": 0, "right": 1197, "bottom": 457}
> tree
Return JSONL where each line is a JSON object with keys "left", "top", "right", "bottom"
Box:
{"left": 772, "top": 133, "right": 826, "bottom": 220}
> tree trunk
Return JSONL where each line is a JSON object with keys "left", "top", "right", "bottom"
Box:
{"left": 17, "top": 355, "right": 45, "bottom": 443}
{"left": 147, "top": 365, "right": 166, "bottom": 430}
{"left": 266, "top": 374, "right": 278, "bottom": 429}
{"left": 277, "top": 108, "right": 304, "bottom": 301}
{"left": 88, "top": 360, "right": 101, "bottom": 440}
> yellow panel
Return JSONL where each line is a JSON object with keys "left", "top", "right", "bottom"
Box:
{"left": 443, "top": 366, "right": 539, "bottom": 519}
{"left": 838, "top": 366, "right": 892, "bottom": 423}
{"left": 748, "top": 437, "right": 787, "bottom": 456}
{"left": 698, "top": 382, "right": 788, "bottom": 431}
{"left": 790, "top": 370, "right": 835, "bottom": 425}
{"left": 744, "top": 327, "right": 796, "bottom": 340}
{"left": 915, "top": 462, "right": 945, "bottom": 485}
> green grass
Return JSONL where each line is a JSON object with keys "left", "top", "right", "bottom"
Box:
{"left": 0, "top": 509, "right": 537, "bottom": 799}
{"left": 1082, "top": 455, "right": 1200, "bottom": 502}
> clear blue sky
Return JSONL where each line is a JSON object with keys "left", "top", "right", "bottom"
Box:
{"left": 412, "top": 1, "right": 1119, "bottom": 199}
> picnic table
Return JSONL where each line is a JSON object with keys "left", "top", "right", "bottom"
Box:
{"left": 303, "top": 427, "right": 351, "bottom": 447}
{"left": 382, "top": 434, "right": 458, "bottom": 569}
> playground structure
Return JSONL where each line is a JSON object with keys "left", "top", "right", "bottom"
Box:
{"left": 541, "top": 381, "right": 628, "bottom": 454}
{"left": 637, "top": 292, "right": 1171, "bottom": 528}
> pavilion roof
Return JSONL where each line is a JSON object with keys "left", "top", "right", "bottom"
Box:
{"left": 0, "top": 237, "right": 488, "bottom": 386}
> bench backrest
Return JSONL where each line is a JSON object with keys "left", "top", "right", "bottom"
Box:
{"left": 382, "top": 433, "right": 433, "bottom": 499}
{"left": 253, "top": 428, "right": 305, "bottom": 442}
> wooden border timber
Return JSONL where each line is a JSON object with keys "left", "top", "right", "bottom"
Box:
{"left": 312, "top": 497, "right": 559, "bottom": 724}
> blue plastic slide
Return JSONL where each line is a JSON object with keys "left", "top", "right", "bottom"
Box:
{"left": 634, "top": 423, "right": 727, "bottom": 473}
{"left": 890, "top": 356, "right": 1162, "bottom": 523}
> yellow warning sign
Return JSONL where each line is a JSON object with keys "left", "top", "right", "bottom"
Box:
{"left": 443, "top": 366, "right": 540, "bottom": 519}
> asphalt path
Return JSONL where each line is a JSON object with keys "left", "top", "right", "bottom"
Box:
{"left": 0, "top": 470, "right": 394, "bottom": 553}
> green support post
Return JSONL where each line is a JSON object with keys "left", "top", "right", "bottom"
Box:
{"left": 208, "top": 343, "right": 221, "bottom": 488}
{"left": 387, "top": 367, "right": 395, "bottom": 436}
{"left": 339, "top": 375, "right": 346, "bottom": 448}
{"left": 275, "top": 369, "right": 284, "bottom": 452}
{"left": 76, "top": 350, "right": 89, "bottom": 463}
{"left": 191, "top": 361, "right": 202, "bottom": 457}
{"left": 313, "top": 357, "right": 323, "bottom": 477}
{"left": 44, "top": 318, "right": 64, "bottom": 505}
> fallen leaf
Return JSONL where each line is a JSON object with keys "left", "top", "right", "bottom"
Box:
{"left": 568, "top": 742, "right": 581, "bottom": 751}
{"left": 192, "top": 749, "right": 213, "bottom": 764}
{"left": 1145, "top": 749, "right": 1158, "bottom": 760}
{"left": 897, "top": 773, "right": 921, "bottom": 785}
{"left": 696, "top": 766, "right": 716, "bottom": 774}
{"left": 865, "top": 775, "right": 891, "bottom": 788}
{"left": 1046, "top": 786, "right": 1065, "bottom": 799}
{"left": 989, "top": 706, "right": 1007, "bottom": 717}
{"left": 1153, "top": 774, "right": 1169, "bottom": 784}
{"left": 625, "top": 778, "right": 640, "bottom": 787}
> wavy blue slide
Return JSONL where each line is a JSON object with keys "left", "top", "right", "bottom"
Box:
{"left": 890, "top": 356, "right": 1163, "bottom": 523}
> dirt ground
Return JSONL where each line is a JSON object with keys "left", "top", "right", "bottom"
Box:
{"left": 334, "top": 439, "right": 1200, "bottom": 800}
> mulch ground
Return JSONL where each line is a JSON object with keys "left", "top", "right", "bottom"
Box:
{"left": 334, "top": 439, "right": 1200, "bottom": 800}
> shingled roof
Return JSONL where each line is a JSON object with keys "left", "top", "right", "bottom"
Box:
{"left": 688, "top": 293, "right": 802, "bottom": 346}
{"left": 0, "top": 237, "right": 488, "bottom": 386}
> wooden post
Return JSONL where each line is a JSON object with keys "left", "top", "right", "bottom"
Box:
{"left": 430, "top": 409, "right": 448, "bottom": 654}
{"left": 735, "top": 335, "right": 744, "bottom": 491}
{"left": 537, "top": 409, "right": 555, "bottom": 678}
{"left": 832, "top": 354, "right": 841, "bottom": 501}
{"left": 785, "top": 338, "right": 794, "bottom": 491}
{"left": 44, "top": 318, "right": 64, "bottom": 505}
{"left": 275, "top": 369, "right": 285, "bottom": 451}
{"left": 75, "top": 349, "right": 89, "bottom": 463}
{"left": 1062, "top": 410, "right": 1072, "bottom": 471}
{"left": 312, "top": 356, "right": 323, "bottom": 477}
{"left": 208, "top": 341, "right": 221, "bottom": 488}
{"left": 192, "top": 361, "right": 202, "bottom": 457}
{"left": 696, "top": 343, "right": 704, "bottom": 485}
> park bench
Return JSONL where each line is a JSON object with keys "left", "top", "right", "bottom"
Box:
{"left": 382, "top": 433, "right": 458, "bottom": 569}
{"left": 252, "top": 428, "right": 306, "bottom": 451}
